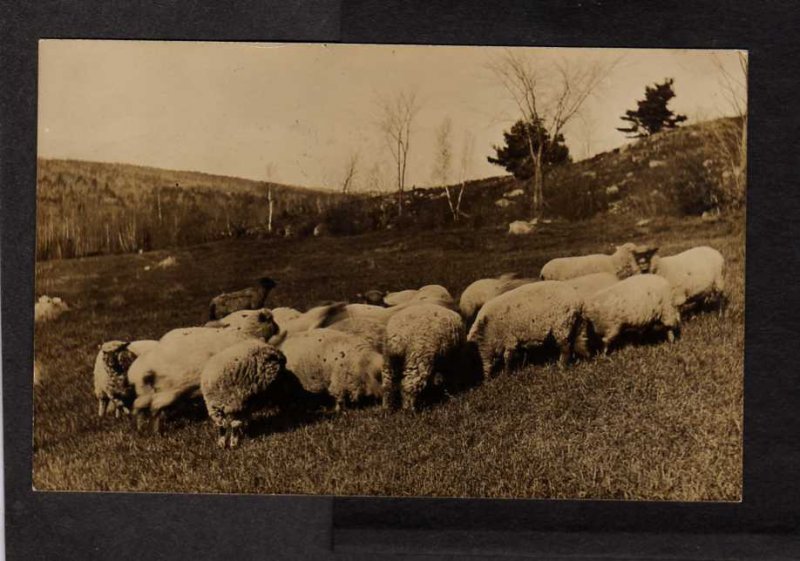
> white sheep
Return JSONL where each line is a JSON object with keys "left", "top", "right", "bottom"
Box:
{"left": 128, "top": 313, "right": 280, "bottom": 430}
{"left": 200, "top": 339, "right": 288, "bottom": 448}
{"left": 540, "top": 243, "right": 656, "bottom": 281}
{"left": 383, "top": 303, "right": 465, "bottom": 411}
{"left": 560, "top": 273, "right": 619, "bottom": 358}
{"left": 266, "top": 303, "right": 345, "bottom": 346}
{"left": 93, "top": 339, "right": 159, "bottom": 417}
{"left": 383, "top": 289, "right": 418, "bottom": 306}
{"left": 467, "top": 281, "right": 584, "bottom": 377}
{"left": 458, "top": 273, "right": 534, "bottom": 325}
{"left": 279, "top": 328, "right": 384, "bottom": 410}
{"left": 582, "top": 273, "right": 681, "bottom": 353}
{"left": 35, "top": 295, "right": 69, "bottom": 323}
{"left": 384, "top": 285, "right": 454, "bottom": 307}
{"left": 650, "top": 246, "right": 726, "bottom": 311}
{"left": 327, "top": 316, "right": 387, "bottom": 352}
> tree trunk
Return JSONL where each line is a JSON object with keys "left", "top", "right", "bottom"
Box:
{"left": 267, "top": 186, "right": 274, "bottom": 234}
{"left": 533, "top": 142, "right": 545, "bottom": 218}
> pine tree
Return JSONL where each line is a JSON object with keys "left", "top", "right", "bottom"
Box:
{"left": 618, "top": 78, "right": 687, "bottom": 138}
{"left": 487, "top": 119, "right": 571, "bottom": 181}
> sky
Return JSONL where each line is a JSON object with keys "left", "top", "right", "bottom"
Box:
{"left": 38, "top": 41, "right": 747, "bottom": 191}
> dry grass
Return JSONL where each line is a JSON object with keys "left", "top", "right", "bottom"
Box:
{"left": 33, "top": 214, "right": 743, "bottom": 500}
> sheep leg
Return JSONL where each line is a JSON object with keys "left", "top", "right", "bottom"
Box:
{"left": 135, "top": 410, "right": 149, "bottom": 432}
{"left": 98, "top": 397, "right": 109, "bottom": 417}
{"left": 228, "top": 423, "right": 244, "bottom": 449}
{"left": 382, "top": 356, "right": 403, "bottom": 411}
{"left": 557, "top": 341, "right": 571, "bottom": 369}
{"left": 502, "top": 348, "right": 514, "bottom": 376}
{"left": 216, "top": 425, "right": 228, "bottom": 449}
{"left": 401, "top": 361, "right": 428, "bottom": 412}
{"left": 152, "top": 410, "right": 168, "bottom": 435}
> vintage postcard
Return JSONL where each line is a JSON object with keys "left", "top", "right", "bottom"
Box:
{"left": 34, "top": 41, "right": 745, "bottom": 500}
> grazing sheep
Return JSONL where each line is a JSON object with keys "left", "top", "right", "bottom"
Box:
{"left": 650, "top": 246, "right": 726, "bottom": 311}
{"left": 583, "top": 273, "right": 681, "bottom": 353}
{"left": 467, "top": 281, "right": 584, "bottom": 377}
{"left": 200, "top": 339, "right": 288, "bottom": 448}
{"left": 383, "top": 285, "right": 454, "bottom": 307}
{"left": 279, "top": 329, "right": 384, "bottom": 410}
{"left": 383, "top": 304, "right": 466, "bottom": 411}
{"left": 540, "top": 243, "right": 656, "bottom": 281}
{"left": 35, "top": 295, "right": 69, "bottom": 323}
{"left": 327, "top": 316, "right": 387, "bottom": 352}
{"left": 128, "top": 313, "right": 280, "bottom": 430}
{"left": 93, "top": 339, "right": 159, "bottom": 417}
{"left": 458, "top": 273, "right": 534, "bottom": 325}
{"left": 208, "top": 277, "right": 277, "bottom": 320}
{"left": 354, "top": 289, "right": 388, "bottom": 306}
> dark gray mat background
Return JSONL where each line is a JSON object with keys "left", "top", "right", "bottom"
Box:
{"left": 2, "top": 1, "right": 799, "bottom": 559}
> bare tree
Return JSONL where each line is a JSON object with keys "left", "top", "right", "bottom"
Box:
{"left": 710, "top": 52, "right": 748, "bottom": 207}
{"left": 432, "top": 118, "right": 474, "bottom": 222}
{"left": 488, "top": 50, "right": 613, "bottom": 217}
{"left": 376, "top": 88, "right": 421, "bottom": 217}
{"left": 340, "top": 151, "right": 360, "bottom": 194}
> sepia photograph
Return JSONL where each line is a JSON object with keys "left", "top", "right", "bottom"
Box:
{"left": 33, "top": 41, "right": 746, "bottom": 501}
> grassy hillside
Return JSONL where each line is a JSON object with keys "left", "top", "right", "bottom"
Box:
{"left": 36, "top": 158, "right": 343, "bottom": 260}
{"left": 36, "top": 117, "right": 745, "bottom": 260}
{"left": 33, "top": 213, "right": 743, "bottom": 500}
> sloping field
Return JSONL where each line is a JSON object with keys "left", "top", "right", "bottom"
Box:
{"left": 33, "top": 214, "right": 743, "bottom": 500}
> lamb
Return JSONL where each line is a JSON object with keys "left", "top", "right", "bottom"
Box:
{"left": 200, "top": 339, "right": 289, "bottom": 448}
{"left": 127, "top": 312, "right": 280, "bottom": 430}
{"left": 278, "top": 328, "right": 384, "bottom": 410}
{"left": 458, "top": 273, "right": 534, "bottom": 325}
{"left": 383, "top": 303, "right": 466, "bottom": 411}
{"left": 650, "top": 246, "right": 726, "bottom": 312}
{"left": 93, "top": 339, "right": 159, "bottom": 417}
{"left": 208, "top": 276, "right": 277, "bottom": 320}
{"left": 539, "top": 243, "right": 657, "bottom": 281}
{"left": 467, "top": 281, "right": 584, "bottom": 377}
{"left": 582, "top": 273, "right": 681, "bottom": 353}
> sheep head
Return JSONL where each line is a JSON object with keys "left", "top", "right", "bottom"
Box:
{"left": 633, "top": 245, "right": 659, "bottom": 273}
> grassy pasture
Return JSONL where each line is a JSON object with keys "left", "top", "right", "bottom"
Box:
{"left": 33, "top": 214, "right": 743, "bottom": 500}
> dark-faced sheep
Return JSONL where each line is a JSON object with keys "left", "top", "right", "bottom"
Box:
{"left": 208, "top": 277, "right": 276, "bottom": 320}
{"left": 540, "top": 243, "right": 656, "bottom": 281}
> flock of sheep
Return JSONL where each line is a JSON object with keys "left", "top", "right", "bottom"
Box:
{"left": 93, "top": 242, "right": 726, "bottom": 449}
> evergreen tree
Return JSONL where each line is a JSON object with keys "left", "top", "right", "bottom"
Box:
{"left": 487, "top": 119, "right": 571, "bottom": 181}
{"left": 618, "top": 78, "right": 687, "bottom": 138}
